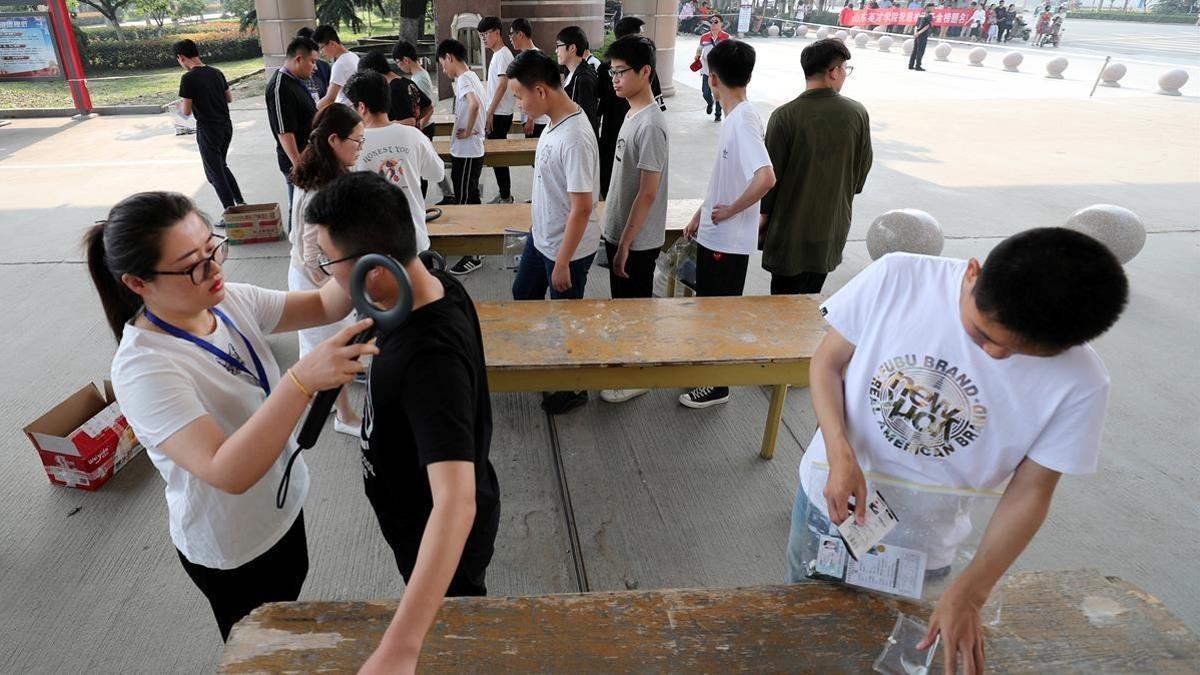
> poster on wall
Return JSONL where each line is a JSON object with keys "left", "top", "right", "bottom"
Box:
{"left": 738, "top": 2, "right": 753, "bottom": 34}
{"left": 0, "top": 13, "right": 64, "bottom": 81}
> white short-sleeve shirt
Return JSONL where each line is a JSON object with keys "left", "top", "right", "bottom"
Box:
{"left": 329, "top": 51, "right": 361, "bottom": 106}
{"left": 486, "top": 46, "right": 516, "bottom": 116}
{"left": 112, "top": 283, "right": 309, "bottom": 570}
{"left": 451, "top": 70, "right": 488, "bottom": 158}
{"left": 355, "top": 123, "right": 446, "bottom": 251}
{"left": 695, "top": 102, "right": 773, "bottom": 255}
{"left": 531, "top": 108, "right": 601, "bottom": 261}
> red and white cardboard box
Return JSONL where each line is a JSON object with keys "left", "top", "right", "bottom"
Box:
{"left": 23, "top": 381, "right": 145, "bottom": 491}
{"left": 223, "top": 202, "right": 284, "bottom": 245}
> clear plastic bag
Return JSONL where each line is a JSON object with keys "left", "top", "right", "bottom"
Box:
{"left": 873, "top": 613, "right": 938, "bottom": 675}
{"left": 652, "top": 238, "right": 697, "bottom": 297}
{"left": 503, "top": 229, "right": 525, "bottom": 271}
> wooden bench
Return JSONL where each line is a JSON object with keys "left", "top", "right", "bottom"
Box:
{"left": 219, "top": 570, "right": 1200, "bottom": 672}
{"left": 432, "top": 138, "right": 538, "bottom": 167}
{"left": 431, "top": 114, "right": 523, "bottom": 137}
{"left": 477, "top": 295, "right": 824, "bottom": 460}
{"left": 427, "top": 199, "right": 701, "bottom": 257}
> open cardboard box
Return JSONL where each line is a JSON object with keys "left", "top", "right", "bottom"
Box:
{"left": 223, "top": 202, "right": 284, "bottom": 245}
{"left": 23, "top": 381, "right": 144, "bottom": 491}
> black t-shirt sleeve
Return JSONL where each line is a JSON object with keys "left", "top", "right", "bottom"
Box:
{"left": 399, "top": 349, "right": 478, "bottom": 467}
{"left": 179, "top": 71, "right": 193, "bottom": 99}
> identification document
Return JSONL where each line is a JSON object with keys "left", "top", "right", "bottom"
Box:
{"left": 837, "top": 491, "right": 899, "bottom": 560}
{"left": 845, "top": 543, "right": 928, "bottom": 600}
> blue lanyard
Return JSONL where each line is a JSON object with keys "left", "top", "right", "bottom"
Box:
{"left": 143, "top": 307, "right": 272, "bottom": 397}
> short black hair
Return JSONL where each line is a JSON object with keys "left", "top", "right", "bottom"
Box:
{"left": 506, "top": 48, "right": 563, "bottom": 90}
{"left": 477, "top": 15, "right": 502, "bottom": 33}
{"left": 313, "top": 25, "right": 340, "bottom": 45}
{"left": 392, "top": 40, "right": 417, "bottom": 62}
{"left": 510, "top": 17, "right": 533, "bottom": 39}
{"left": 614, "top": 16, "right": 645, "bottom": 38}
{"left": 172, "top": 38, "right": 199, "bottom": 59}
{"left": 706, "top": 38, "right": 754, "bottom": 88}
{"left": 709, "top": 13, "right": 723, "bottom": 23}
{"left": 556, "top": 25, "right": 588, "bottom": 57}
{"left": 286, "top": 36, "right": 319, "bottom": 59}
{"left": 344, "top": 71, "right": 390, "bottom": 115}
{"left": 306, "top": 172, "right": 418, "bottom": 265}
{"left": 436, "top": 38, "right": 467, "bottom": 62}
{"left": 974, "top": 228, "right": 1128, "bottom": 351}
{"left": 801, "top": 38, "right": 851, "bottom": 78}
{"left": 358, "top": 51, "right": 391, "bottom": 76}
{"left": 606, "top": 35, "right": 656, "bottom": 74}
{"left": 295, "top": 26, "right": 314, "bottom": 39}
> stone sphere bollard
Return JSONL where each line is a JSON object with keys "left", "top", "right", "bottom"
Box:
{"left": 1157, "top": 69, "right": 1189, "bottom": 96}
{"left": 935, "top": 43, "right": 952, "bottom": 61}
{"left": 1002, "top": 51, "right": 1023, "bottom": 72}
{"left": 1063, "top": 204, "right": 1146, "bottom": 264}
{"left": 968, "top": 47, "right": 987, "bottom": 67}
{"left": 854, "top": 32, "right": 870, "bottom": 48}
{"left": 767, "top": 24, "right": 781, "bottom": 37}
{"left": 796, "top": 25, "right": 809, "bottom": 38}
{"left": 836, "top": 29, "right": 850, "bottom": 41}
{"left": 866, "top": 209, "right": 945, "bottom": 261}
{"left": 1099, "top": 62, "right": 1126, "bottom": 88}
{"left": 903, "top": 39, "right": 915, "bottom": 55}
{"left": 878, "top": 35, "right": 894, "bottom": 52}
{"left": 1045, "top": 56, "right": 1068, "bottom": 79}
{"left": 816, "top": 26, "right": 831, "bottom": 39}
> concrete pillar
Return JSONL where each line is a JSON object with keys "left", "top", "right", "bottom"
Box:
{"left": 622, "top": 0, "right": 679, "bottom": 98}
{"left": 256, "top": 0, "right": 317, "bottom": 70}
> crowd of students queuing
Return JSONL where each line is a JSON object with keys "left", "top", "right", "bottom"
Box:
{"left": 84, "top": 18, "right": 1129, "bottom": 674}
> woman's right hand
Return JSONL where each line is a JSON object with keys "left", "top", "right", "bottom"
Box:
{"left": 291, "top": 319, "right": 378, "bottom": 392}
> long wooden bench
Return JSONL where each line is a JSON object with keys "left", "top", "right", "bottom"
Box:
{"left": 219, "top": 570, "right": 1200, "bottom": 672}
{"left": 427, "top": 199, "right": 701, "bottom": 256}
{"left": 432, "top": 138, "right": 538, "bottom": 167}
{"left": 431, "top": 113, "right": 523, "bottom": 137}
{"left": 476, "top": 295, "right": 824, "bottom": 460}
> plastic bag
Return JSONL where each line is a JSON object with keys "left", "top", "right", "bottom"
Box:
{"left": 503, "top": 229, "right": 525, "bottom": 271}
{"left": 652, "top": 238, "right": 697, "bottom": 297}
{"left": 873, "top": 613, "right": 938, "bottom": 675}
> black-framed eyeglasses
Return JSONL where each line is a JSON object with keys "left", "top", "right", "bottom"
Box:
{"left": 154, "top": 235, "right": 228, "bottom": 285}
{"left": 610, "top": 66, "right": 636, "bottom": 79}
{"left": 555, "top": 42, "right": 567, "bottom": 48}
{"left": 844, "top": 64, "right": 855, "bottom": 77}
{"left": 316, "top": 250, "right": 364, "bottom": 276}
{"left": 343, "top": 134, "right": 365, "bottom": 147}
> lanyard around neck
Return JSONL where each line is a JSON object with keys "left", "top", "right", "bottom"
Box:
{"left": 143, "top": 307, "right": 271, "bottom": 397}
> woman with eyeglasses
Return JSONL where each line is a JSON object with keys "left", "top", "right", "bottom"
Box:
{"left": 288, "top": 103, "right": 366, "bottom": 434}
{"left": 85, "top": 187, "right": 378, "bottom": 641}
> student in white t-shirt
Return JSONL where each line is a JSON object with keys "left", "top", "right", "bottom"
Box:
{"left": 679, "top": 39, "right": 776, "bottom": 410}
{"left": 393, "top": 39, "right": 457, "bottom": 202}
{"left": 437, "top": 38, "right": 489, "bottom": 276}
{"left": 85, "top": 192, "right": 378, "bottom": 641}
{"left": 478, "top": 16, "right": 516, "bottom": 205}
{"left": 314, "top": 25, "right": 360, "bottom": 109}
{"left": 506, "top": 48, "right": 600, "bottom": 415}
{"left": 344, "top": 71, "right": 444, "bottom": 254}
{"left": 789, "top": 229, "right": 1129, "bottom": 675}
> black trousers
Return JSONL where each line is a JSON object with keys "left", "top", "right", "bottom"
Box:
{"left": 196, "top": 122, "right": 243, "bottom": 210}
{"left": 598, "top": 134, "right": 618, "bottom": 200}
{"left": 451, "top": 156, "right": 483, "bottom": 204}
{"left": 695, "top": 243, "right": 749, "bottom": 297}
{"left": 177, "top": 511, "right": 308, "bottom": 641}
{"left": 909, "top": 37, "right": 929, "bottom": 68}
{"left": 770, "top": 271, "right": 828, "bottom": 295}
{"left": 605, "top": 240, "right": 660, "bottom": 299}
{"left": 421, "top": 123, "right": 435, "bottom": 197}
{"left": 488, "top": 114, "right": 513, "bottom": 199}
{"left": 525, "top": 122, "right": 546, "bottom": 139}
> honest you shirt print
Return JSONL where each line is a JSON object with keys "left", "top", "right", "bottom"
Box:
{"left": 869, "top": 354, "right": 989, "bottom": 459}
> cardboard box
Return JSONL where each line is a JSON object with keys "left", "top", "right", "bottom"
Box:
{"left": 23, "top": 381, "right": 145, "bottom": 491}
{"left": 223, "top": 203, "right": 284, "bottom": 245}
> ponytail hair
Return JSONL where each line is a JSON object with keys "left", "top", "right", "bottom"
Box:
{"left": 84, "top": 192, "right": 198, "bottom": 342}
{"left": 290, "top": 103, "right": 362, "bottom": 192}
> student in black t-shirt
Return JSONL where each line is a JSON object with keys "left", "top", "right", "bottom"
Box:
{"left": 305, "top": 171, "right": 501, "bottom": 673}
{"left": 174, "top": 39, "right": 244, "bottom": 211}
{"left": 265, "top": 37, "right": 320, "bottom": 219}
{"left": 295, "top": 27, "right": 332, "bottom": 99}
{"left": 357, "top": 51, "right": 433, "bottom": 127}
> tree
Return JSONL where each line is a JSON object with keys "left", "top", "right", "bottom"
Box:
{"left": 77, "top": 0, "right": 136, "bottom": 40}
{"left": 221, "top": 0, "right": 254, "bottom": 18}
{"left": 133, "top": 0, "right": 170, "bottom": 31}
{"left": 171, "top": 0, "right": 206, "bottom": 22}
{"left": 316, "top": 0, "right": 381, "bottom": 32}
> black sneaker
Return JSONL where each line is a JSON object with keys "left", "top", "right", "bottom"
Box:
{"left": 678, "top": 386, "right": 730, "bottom": 409}
{"left": 706, "top": 102, "right": 713, "bottom": 115}
{"left": 915, "top": 66, "right": 926, "bottom": 71}
{"left": 449, "top": 256, "right": 482, "bottom": 275}
{"left": 542, "top": 390, "right": 588, "bottom": 415}
{"left": 714, "top": 114, "right": 722, "bottom": 122}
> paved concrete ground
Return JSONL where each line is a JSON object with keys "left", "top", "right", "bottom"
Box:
{"left": 0, "top": 34, "right": 1197, "bottom": 673}
{"left": 1048, "top": 18, "right": 1200, "bottom": 66}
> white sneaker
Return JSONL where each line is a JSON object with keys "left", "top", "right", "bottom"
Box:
{"left": 600, "top": 388, "right": 650, "bottom": 403}
{"left": 334, "top": 416, "right": 361, "bottom": 437}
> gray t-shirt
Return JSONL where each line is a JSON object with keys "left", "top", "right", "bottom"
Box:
{"left": 602, "top": 105, "right": 670, "bottom": 251}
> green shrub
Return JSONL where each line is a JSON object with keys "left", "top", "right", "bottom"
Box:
{"left": 83, "top": 29, "right": 261, "bottom": 71}
{"left": 1066, "top": 10, "right": 1196, "bottom": 23}
{"left": 807, "top": 11, "right": 842, "bottom": 26}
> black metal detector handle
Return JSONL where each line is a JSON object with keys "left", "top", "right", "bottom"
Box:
{"left": 277, "top": 254, "right": 414, "bottom": 508}
{"left": 419, "top": 248, "right": 445, "bottom": 272}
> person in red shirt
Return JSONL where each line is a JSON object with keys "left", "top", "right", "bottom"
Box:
{"left": 694, "top": 14, "right": 731, "bottom": 121}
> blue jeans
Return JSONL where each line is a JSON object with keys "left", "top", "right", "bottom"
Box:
{"left": 511, "top": 234, "right": 596, "bottom": 300}
{"left": 701, "top": 76, "right": 722, "bottom": 118}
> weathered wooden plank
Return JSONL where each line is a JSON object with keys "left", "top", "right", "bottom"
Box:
{"left": 219, "top": 570, "right": 1200, "bottom": 673}
{"left": 432, "top": 138, "right": 538, "bottom": 167}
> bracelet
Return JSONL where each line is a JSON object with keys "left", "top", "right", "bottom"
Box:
{"left": 288, "top": 369, "right": 314, "bottom": 399}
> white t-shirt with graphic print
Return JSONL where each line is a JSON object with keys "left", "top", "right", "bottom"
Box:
{"left": 355, "top": 122, "right": 446, "bottom": 252}
{"left": 799, "top": 253, "right": 1109, "bottom": 557}
{"left": 112, "top": 283, "right": 309, "bottom": 570}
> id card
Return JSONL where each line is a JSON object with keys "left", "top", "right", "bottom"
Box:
{"left": 837, "top": 491, "right": 899, "bottom": 561}
{"left": 815, "top": 535, "right": 848, "bottom": 578}
{"left": 845, "top": 543, "right": 928, "bottom": 600}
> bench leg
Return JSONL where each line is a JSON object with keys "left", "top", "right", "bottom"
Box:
{"left": 760, "top": 384, "right": 789, "bottom": 460}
